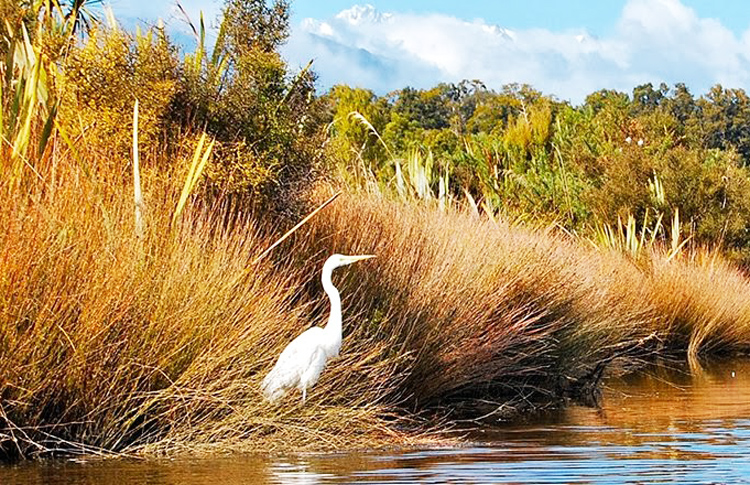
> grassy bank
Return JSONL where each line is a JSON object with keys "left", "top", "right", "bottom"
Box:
{"left": 293, "top": 191, "right": 750, "bottom": 405}
{"left": 4, "top": 155, "right": 750, "bottom": 458}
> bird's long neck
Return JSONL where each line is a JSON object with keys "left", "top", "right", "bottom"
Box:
{"left": 321, "top": 263, "right": 343, "bottom": 350}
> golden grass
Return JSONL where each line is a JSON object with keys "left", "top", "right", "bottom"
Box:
{"left": 285, "top": 189, "right": 750, "bottom": 414}
{"left": 0, "top": 150, "right": 403, "bottom": 458}
{"left": 648, "top": 251, "right": 750, "bottom": 360}
{"left": 3, "top": 143, "right": 750, "bottom": 459}
{"left": 291, "top": 191, "right": 657, "bottom": 410}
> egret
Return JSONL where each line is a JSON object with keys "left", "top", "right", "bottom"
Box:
{"left": 261, "top": 254, "right": 375, "bottom": 403}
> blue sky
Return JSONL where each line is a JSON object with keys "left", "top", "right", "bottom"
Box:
{"left": 110, "top": 0, "right": 750, "bottom": 103}
{"left": 290, "top": 1, "right": 750, "bottom": 36}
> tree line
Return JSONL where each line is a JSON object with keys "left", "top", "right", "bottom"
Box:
{"left": 324, "top": 81, "right": 750, "bottom": 262}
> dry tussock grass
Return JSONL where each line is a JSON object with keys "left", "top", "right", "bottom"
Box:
{"left": 647, "top": 250, "right": 750, "bottom": 359}
{"left": 0, "top": 159, "right": 399, "bottom": 458}
{"left": 3, "top": 158, "right": 750, "bottom": 459}
{"left": 292, "top": 193, "right": 656, "bottom": 411}
{"left": 292, "top": 190, "right": 750, "bottom": 412}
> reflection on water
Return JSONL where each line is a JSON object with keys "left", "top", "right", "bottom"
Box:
{"left": 3, "top": 360, "right": 750, "bottom": 484}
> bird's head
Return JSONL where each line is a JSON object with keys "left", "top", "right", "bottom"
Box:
{"left": 325, "top": 253, "right": 375, "bottom": 270}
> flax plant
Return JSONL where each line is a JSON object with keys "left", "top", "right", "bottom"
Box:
{"left": 0, "top": 22, "right": 55, "bottom": 180}
{"left": 173, "top": 132, "right": 214, "bottom": 225}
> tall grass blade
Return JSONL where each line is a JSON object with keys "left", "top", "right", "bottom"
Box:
{"left": 349, "top": 111, "right": 394, "bottom": 159}
{"left": 0, "top": 69, "right": 3, "bottom": 144}
{"left": 639, "top": 208, "right": 649, "bottom": 253}
{"left": 671, "top": 208, "right": 680, "bottom": 254}
{"left": 173, "top": 133, "right": 214, "bottom": 225}
{"left": 251, "top": 192, "right": 341, "bottom": 266}
{"left": 666, "top": 208, "right": 692, "bottom": 261}
{"left": 11, "top": 25, "right": 38, "bottom": 164}
{"left": 438, "top": 171, "right": 448, "bottom": 211}
{"left": 394, "top": 159, "right": 406, "bottom": 198}
{"left": 651, "top": 212, "right": 664, "bottom": 246}
{"left": 38, "top": 104, "right": 57, "bottom": 158}
{"left": 133, "top": 99, "right": 144, "bottom": 238}
{"left": 104, "top": 6, "right": 117, "bottom": 30}
{"left": 276, "top": 59, "right": 314, "bottom": 114}
{"left": 197, "top": 11, "right": 206, "bottom": 71}
{"left": 463, "top": 187, "right": 479, "bottom": 216}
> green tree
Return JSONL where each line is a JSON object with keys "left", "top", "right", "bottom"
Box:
{"left": 171, "top": 0, "right": 322, "bottom": 197}
{"left": 662, "top": 83, "right": 697, "bottom": 125}
{"left": 695, "top": 85, "right": 750, "bottom": 165}
{"left": 631, "top": 82, "right": 668, "bottom": 115}
{"left": 391, "top": 86, "right": 450, "bottom": 130}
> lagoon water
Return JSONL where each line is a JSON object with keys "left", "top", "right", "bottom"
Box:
{"left": 3, "top": 360, "right": 750, "bottom": 484}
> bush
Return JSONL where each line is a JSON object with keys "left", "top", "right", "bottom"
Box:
{"left": 52, "top": 0, "right": 324, "bottom": 203}
{"left": 170, "top": 0, "right": 324, "bottom": 200}
{"left": 57, "top": 25, "right": 178, "bottom": 162}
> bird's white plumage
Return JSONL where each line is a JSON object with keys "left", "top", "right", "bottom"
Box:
{"left": 261, "top": 254, "right": 373, "bottom": 403}
{"left": 261, "top": 327, "right": 333, "bottom": 402}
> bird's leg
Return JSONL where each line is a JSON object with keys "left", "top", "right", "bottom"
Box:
{"left": 302, "top": 388, "right": 307, "bottom": 404}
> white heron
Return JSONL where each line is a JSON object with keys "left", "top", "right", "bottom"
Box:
{"left": 261, "top": 254, "right": 375, "bottom": 403}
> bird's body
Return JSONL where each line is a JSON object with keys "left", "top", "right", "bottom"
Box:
{"left": 261, "top": 254, "right": 373, "bottom": 403}
{"left": 261, "top": 326, "right": 338, "bottom": 403}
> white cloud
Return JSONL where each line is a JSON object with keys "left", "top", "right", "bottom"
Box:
{"left": 281, "top": 0, "right": 750, "bottom": 103}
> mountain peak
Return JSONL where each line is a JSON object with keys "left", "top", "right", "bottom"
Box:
{"left": 336, "top": 4, "right": 392, "bottom": 25}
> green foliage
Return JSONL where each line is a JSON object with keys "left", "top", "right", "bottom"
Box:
{"left": 391, "top": 86, "right": 451, "bottom": 131}
{"left": 696, "top": 86, "right": 750, "bottom": 163}
{"left": 0, "top": 1, "right": 60, "bottom": 178}
{"left": 326, "top": 85, "right": 389, "bottom": 168}
{"left": 218, "top": 0, "right": 289, "bottom": 54}
{"left": 0, "top": 0, "right": 36, "bottom": 56}
{"left": 327, "top": 80, "right": 750, "bottom": 264}
{"left": 503, "top": 100, "right": 552, "bottom": 155}
{"left": 31, "top": 0, "right": 324, "bottom": 200}
{"left": 172, "top": 0, "right": 322, "bottom": 197}
{"left": 58, "top": 24, "right": 178, "bottom": 161}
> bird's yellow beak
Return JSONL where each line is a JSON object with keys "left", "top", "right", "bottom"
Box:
{"left": 342, "top": 254, "right": 375, "bottom": 264}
